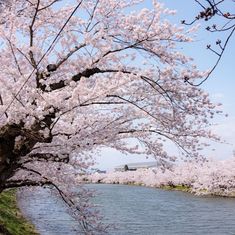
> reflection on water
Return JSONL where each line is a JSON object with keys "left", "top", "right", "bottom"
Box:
{"left": 18, "top": 184, "right": 235, "bottom": 235}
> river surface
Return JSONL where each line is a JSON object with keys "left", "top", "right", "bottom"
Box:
{"left": 18, "top": 184, "right": 235, "bottom": 235}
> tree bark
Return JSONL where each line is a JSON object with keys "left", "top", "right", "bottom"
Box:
{"left": 0, "top": 117, "right": 54, "bottom": 192}
{"left": 0, "top": 124, "right": 20, "bottom": 192}
{"left": 0, "top": 138, "right": 17, "bottom": 193}
{"left": 0, "top": 123, "right": 30, "bottom": 193}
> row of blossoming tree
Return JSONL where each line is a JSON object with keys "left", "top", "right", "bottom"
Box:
{"left": 88, "top": 157, "right": 235, "bottom": 197}
{"left": 0, "top": 0, "right": 221, "bottom": 233}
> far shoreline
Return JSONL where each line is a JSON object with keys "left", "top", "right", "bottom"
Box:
{"left": 84, "top": 180, "right": 235, "bottom": 198}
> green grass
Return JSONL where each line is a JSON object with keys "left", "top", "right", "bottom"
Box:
{"left": 160, "top": 184, "right": 191, "bottom": 192}
{"left": 0, "top": 189, "right": 39, "bottom": 235}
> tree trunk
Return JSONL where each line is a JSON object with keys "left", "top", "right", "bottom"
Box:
{"left": 0, "top": 116, "right": 54, "bottom": 192}
{"left": 0, "top": 124, "right": 23, "bottom": 192}
{"left": 0, "top": 138, "right": 17, "bottom": 193}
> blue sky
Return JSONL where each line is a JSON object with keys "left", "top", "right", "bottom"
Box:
{"left": 92, "top": 0, "right": 235, "bottom": 170}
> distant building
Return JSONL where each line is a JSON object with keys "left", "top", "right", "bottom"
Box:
{"left": 87, "top": 168, "right": 106, "bottom": 174}
{"left": 114, "top": 162, "right": 157, "bottom": 172}
{"left": 96, "top": 170, "right": 106, "bottom": 174}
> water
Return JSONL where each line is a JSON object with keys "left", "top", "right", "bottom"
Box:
{"left": 18, "top": 184, "right": 235, "bottom": 235}
{"left": 17, "top": 188, "right": 80, "bottom": 235}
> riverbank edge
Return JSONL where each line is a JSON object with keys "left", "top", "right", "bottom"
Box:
{"left": 87, "top": 181, "right": 235, "bottom": 198}
{"left": 153, "top": 184, "right": 235, "bottom": 197}
{"left": 0, "top": 189, "right": 39, "bottom": 235}
{"left": 94, "top": 182, "right": 192, "bottom": 193}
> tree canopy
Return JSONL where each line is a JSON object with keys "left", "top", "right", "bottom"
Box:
{"left": 0, "top": 0, "right": 220, "bottom": 233}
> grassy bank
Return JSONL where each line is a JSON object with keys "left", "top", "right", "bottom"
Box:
{"left": 0, "top": 189, "right": 38, "bottom": 235}
{"left": 160, "top": 184, "right": 191, "bottom": 192}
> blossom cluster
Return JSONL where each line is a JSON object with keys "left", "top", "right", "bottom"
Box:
{"left": 87, "top": 158, "right": 235, "bottom": 196}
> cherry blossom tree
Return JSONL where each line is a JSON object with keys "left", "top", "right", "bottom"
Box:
{"left": 88, "top": 158, "right": 235, "bottom": 196}
{"left": 182, "top": 0, "right": 235, "bottom": 84}
{"left": 0, "top": 0, "right": 220, "bottom": 233}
